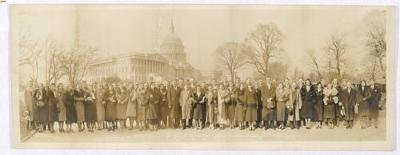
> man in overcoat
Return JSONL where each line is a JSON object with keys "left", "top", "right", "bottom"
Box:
{"left": 261, "top": 77, "right": 276, "bottom": 130}
{"left": 167, "top": 80, "right": 181, "bottom": 128}
{"left": 368, "top": 80, "right": 381, "bottom": 128}
{"left": 339, "top": 81, "right": 357, "bottom": 129}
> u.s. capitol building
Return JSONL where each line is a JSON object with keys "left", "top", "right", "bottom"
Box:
{"left": 86, "top": 21, "right": 202, "bottom": 82}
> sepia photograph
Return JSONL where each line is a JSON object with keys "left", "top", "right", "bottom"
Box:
{"left": 9, "top": 4, "right": 396, "bottom": 150}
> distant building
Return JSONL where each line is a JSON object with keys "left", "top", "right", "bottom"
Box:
{"left": 87, "top": 20, "right": 200, "bottom": 82}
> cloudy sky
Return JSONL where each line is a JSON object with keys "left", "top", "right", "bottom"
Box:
{"left": 12, "top": 5, "right": 389, "bottom": 81}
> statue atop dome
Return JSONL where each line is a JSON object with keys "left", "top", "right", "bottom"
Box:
{"left": 160, "top": 18, "right": 187, "bottom": 64}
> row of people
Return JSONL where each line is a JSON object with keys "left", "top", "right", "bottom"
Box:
{"left": 23, "top": 78, "right": 383, "bottom": 132}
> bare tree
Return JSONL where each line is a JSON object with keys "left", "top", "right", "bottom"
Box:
{"left": 59, "top": 45, "right": 97, "bottom": 87}
{"left": 325, "top": 34, "right": 347, "bottom": 80}
{"left": 43, "top": 39, "right": 64, "bottom": 84}
{"left": 365, "top": 10, "right": 386, "bottom": 80}
{"left": 245, "top": 23, "right": 284, "bottom": 78}
{"left": 306, "top": 50, "right": 322, "bottom": 79}
{"left": 214, "top": 42, "right": 249, "bottom": 81}
{"left": 18, "top": 31, "right": 42, "bottom": 83}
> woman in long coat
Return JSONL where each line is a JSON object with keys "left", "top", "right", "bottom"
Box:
{"left": 275, "top": 82, "right": 289, "bottom": 129}
{"left": 234, "top": 83, "right": 246, "bottom": 130}
{"left": 104, "top": 85, "right": 117, "bottom": 131}
{"left": 64, "top": 85, "right": 77, "bottom": 132}
{"left": 167, "top": 81, "right": 181, "bottom": 128}
{"left": 136, "top": 84, "right": 148, "bottom": 130}
{"left": 206, "top": 85, "right": 217, "bottom": 129}
{"left": 179, "top": 84, "right": 191, "bottom": 129}
{"left": 159, "top": 84, "right": 168, "bottom": 128}
{"left": 357, "top": 80, "right": 371, "bottom": 129}
{"left": 95, "top": 83, "right": 106, "bottom": 130}
{"left": 74, "top": 85, "right": 86, "bottom": 132}
{"left": 323, "top": 83, "right": 338, "bottom": 129}
{"left": 288, "top": 82, "right": 302, "bottom": 129}
{"left": 47, "top": 85, "right": 58, "bottom": 133}
{"left": 300, "top": 79, "right": 315, "bottom": 129}
{"left": 84, "top": 85, "right": 97, "bottom": 132}
{"left": 147, "top": 83, "right": 160, "bottom": 131}
{"left": 33, "top": 84, "right": 48, "bottom": 133}
{"left": 192, "top": 85, "right": 206, "bottom": 129}
{"left": 56, "top": 84, "right": 66, "bottom": 132}
{"left": 226, "top": 85, "right": 236, "bottom": 129}
{"left": 245, "top": 84, "right": 258, "bottom": 131}
{"left": 116, "top": 86, "right": 128, "bottom": 128}
{"left": 314, "top": 82, "right": 324, "bottom": 128}
{"left": 126, "top": 85, "right": 137, "bottom": 130}
{"left": 217, "top": 85, "right": 229, "bottom": 129}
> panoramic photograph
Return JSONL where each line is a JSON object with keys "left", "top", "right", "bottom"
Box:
{"left": 9, "top": 5, "right": 395, "bottom": 150}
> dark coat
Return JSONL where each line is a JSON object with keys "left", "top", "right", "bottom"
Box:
{"left": 314, "top": 88, "right": 324, "bottom": 121}
{"left": 340, "top": 88, "right": 357, "bottom": 120}
{"left": 192, "top": 91, "right": 206, "bottom": 120}
{"left": 104, "top": 90, "right": 117, "bottom": 121}
{"left": 369, "top": 85, "right": 381, "bottom": 118}
{"left": 64, "top": 90, "right": 77, "bottom": 123}
{"left": 245, "top": 88, "right": 258, "bottom": 121}
{"left": 146, "top": 88, "right": 160, "bottom": 120}
{"left": 357, "top": 86, "right": 371, "bottom": 117}
{"left": 84, "top": 90, "right": 97, "bottom": 122}
{"left": 159, "top": 87, "right": 168, "bottom": 121}
{"left": 47, "top": 89, "right": 58, "bottom": 122}
{"left": 261, "top": 84, "right": 276, "bottom": 121}
{"left": 33, "top": 88, "right": 48, "bottom": 123}
{"left": 300, "top": 86, "right": 315, "bottom": 119}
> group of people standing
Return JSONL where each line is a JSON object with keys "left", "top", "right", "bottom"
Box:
{"left": 22, "top": 77, "right": 383, "bottom": 133}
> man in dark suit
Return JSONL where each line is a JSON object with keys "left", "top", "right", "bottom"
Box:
{"left": 167, "top": 80, "right": 181, "bottom": 129}
{"left": 368, "top": 79, "right": 381, "bottom": 128}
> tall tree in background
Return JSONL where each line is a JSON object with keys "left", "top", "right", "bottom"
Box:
{"left": 18, "top": 31, "right": 43, "bottom": 83}
{"left": 306, "top": 49, "right": 322, "bottom": 79}
{"left": 365, "top": 10, "right": 386, "bottom": 80}
{"left": 214, "top": 42, "right": 249, "bottom": 81}
{"left": 43, "top": 39, "right": 64, "bottom": 84}
{"left": 58, "top": 45, "right": 97, "bottom": 87}
{"left": 246, "top": 23, "right": 284, "bottom": 78}
{"left": 325, "top": 34, "right": 347, "bottom": 80}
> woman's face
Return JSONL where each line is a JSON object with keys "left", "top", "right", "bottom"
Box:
{"left": 305, "top": 80, "right": 311, "bottom": 86}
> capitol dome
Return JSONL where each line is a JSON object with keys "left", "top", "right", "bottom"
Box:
{"left": 160, "top": 20, "right": 187, "bottom": 63}
{"left": 161, "top": 27, "right": 184, "bottom": 48}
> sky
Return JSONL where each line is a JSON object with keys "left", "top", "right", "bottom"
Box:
{"left": 11, "top": 5, "right": 390, "bottom": 81}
